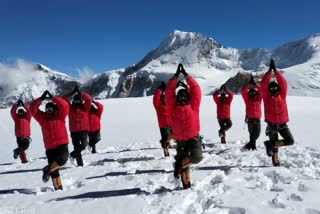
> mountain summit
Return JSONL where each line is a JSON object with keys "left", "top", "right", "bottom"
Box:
{"left": 1, "top": 30, "right": 320, "bottom": 107}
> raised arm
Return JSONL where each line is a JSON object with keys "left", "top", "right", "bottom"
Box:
{"left": 165, "top": 77, "right": 177, "bottom": 110}
{"left": 81, "top": 92, "right": 92, "bottom": 112}
{"left": 94, "top": 101, "right": 104, "bottom": 118}
{"left": 241, "top": 84, "right": 249, "bottom": 103}
{"left": 225, "top": 89, "right": 233, "bottom": 104}
{"left": 30, "top": 98, "right": 44, "bottom": 123}
{"left": 274, "top": 70, "right": 287, "bottom": 98}
{"left": 52, "top": 96, "right": 69, "bottom": 120}
{"left": 153, "top": 88, "right": 161, "bottom": 110}
{"left": 261, "top": 70, "right": 272, "bottom": 97}
{"left": 186, "top": 75, "right": 201, "bottom": 110}
{"left": 10, "top": 104, "right": 18, "bottom": 120}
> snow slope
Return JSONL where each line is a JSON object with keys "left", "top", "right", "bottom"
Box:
{"left": 0, "top": 95, "right": 320, "bottom": 214}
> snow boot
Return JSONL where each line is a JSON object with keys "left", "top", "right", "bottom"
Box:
{"left": 272, "top": 151, "right": 280, "bottom": 167}
{"left": 181, "top": 167, "right": 191, "bottom": 189}
{"left": 42, "top": 161, "right": 60, "bottom": 183}
{"left": 13, "top": 148, "right": 20, "bottom": 159}
{"left": 242, "top": 141, "right": 256, "bottom": 151}
{"left": 19, "top": 151, "right": 28, "bottom": 164}
{"left": 173, "top": 158, "right": 192, "bottom": 179}
{"left": 52, "top": 175, "right": 63, "bottom": 190}
{"left": 264, "top": 140, "right": 273, "bottom": 157}
{"left": 91, "top": 145, "right": 97, "bottom": 154}
{"left": 163, "top": 148, "right": 169, "bottom": 157}
{"left": 219, "top": 131, "right": 226, "bottom": 144}
{"left": 42, "top": 165, "right": 50, "bottom": 183}
{"left": 76, "top": 155, "right": 84, "bottom": 167}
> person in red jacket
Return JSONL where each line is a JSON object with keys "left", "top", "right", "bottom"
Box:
{"left": 88, "top": 100, "right": 104, "bottom": 154}
{"left": 213, "top": 84, "right": 233, "bottom": 144}
{"left": 30, "top": 90, "right": 69, "bottom": 190}
{"left": 63, "top": 86, "right": 92, "bottom": 166}
{"left": 166, "top": 63, "right": 202, "bottom": 189}
{"left": 153, "top": 81, "right": 171, "bottom": 157}
{"left": 241, "top": 75, "right": 262, "bottom": 150}
{"left": 262, "top": 59, "right": 294, "bottom": 166}
{"left": 10, "top": 99, "right": 32, "bottom": 163}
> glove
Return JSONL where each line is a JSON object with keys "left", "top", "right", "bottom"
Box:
{"left": 40, "top": 90, "right": 49, "bottom": 100}
{"left": 174, "top": 64, "right": 182, "bottom": 78}
{"left": 249, "top": 75, "right": 255, "bottom": 85}
{"left": 159, "top": 81, "right": 166, "bottom": 90}
{"left": 269, "top": 59, "right": 276, "bottom": 71}
{"left": 178, "top": 64, "right": 188, "bottom": 76}
{"left": 17, "top": 99, "right": 24, "bottom": 106}
{"left": 72, "top": 86, "right": 80, "bottom": 95}
{"left": 47, "top": 91, "right": 52, "bottom": 99}
{"left": 220, "top": 84, "right": 226, "bottom": 91}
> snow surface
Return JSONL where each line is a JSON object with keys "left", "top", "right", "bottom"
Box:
{"left": 0, "top": 95, "right": 320, "bottom": 214}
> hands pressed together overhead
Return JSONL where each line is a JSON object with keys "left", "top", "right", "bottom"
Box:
{"left": 40, "top": 90, "right": 52, "bottom": 100}
{"left": 174, "top": 63, "right": 188, "bottom": 78}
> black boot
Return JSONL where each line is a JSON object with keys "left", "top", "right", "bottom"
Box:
{"left": 264, "top": 140, "right": 273, "bottom": 157}
{"left": 76, "top": 155, "right": 84, "bottom": 167}
{"left": 13, "top": 148, "right": 20, "bottom": 159}
{"left": 91, "top": 145, "right": 96, "bottom": 154}
{"left": 42, "top": 165, "right": 50, "bottom": 183}
{"left": 242, "top": 141, "right": 256, "bottom": 151}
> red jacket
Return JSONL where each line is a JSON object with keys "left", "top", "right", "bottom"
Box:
{"left": 30, "top": 96, "right": 69, "bottom": 150}
{"left": 89, "top": 101, "right": 104, "bottom": 132}
{"left": 261, "top": 70, "right": 289, "bottom": 124}
{"left": 241, "top": 83, "right": 262, "bottom": 119}
{"left": 165, "top": 75, "right": 201, "bottom": 141}
{"left": 63, "top": 92, "right": 92, "bottom": 132}
{"left": 213, "top": 89, "right": 233, "bottom": 119}
{"left": 153, "top": 88, "right": 170, "bottom": 128}
{"left": 10, "top": 104, "right": 32, "bottom": 137}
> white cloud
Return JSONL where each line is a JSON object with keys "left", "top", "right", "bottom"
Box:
{"left": 0, "top": 58, "right": 38, "bottom": 95}
{"left": 76, "top": 66, "right": 94, "bottom": 83}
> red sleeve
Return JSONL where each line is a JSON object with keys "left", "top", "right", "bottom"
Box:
{"left": 275, "top": 70, "right": 287, "bottom": 98}
{"left": 10, "top": 104, "right": 18, "bottom": 120}
{"left": 165, "top": 77, "right": 177, "bottom": 111}
{"left": 30, "top": 98, "right": 44, "bottom": 123}
{"left": 153, "top": 88, "right": 161, "bottom": 110}
{"left": 213, "top": 90, "right": 219, "bottom": 104}
{"left": 255, "top": 84, "right": 262, "bottom": 101}
{"left": 226, "top": 89, "right": 233, "bottom": 104}
{"left": 95, "top": 101, "right": 104, "bottom": 118}
{"left": 241, "top": 84, "right": 249, "bottom": 103}
{"left": 186, "top": 76, "right": 201, "bottom": 111}
{"left": 261, "top": 70, "right": 272, "bottom": 98}
{"left": 81, "top": 92, "right": 92, "bottom": 112}
{"left": 52, "top": 96, "right": 69, "bottom": 119}
{"left": 24, "top": 105, "right": 32, "bottom": 121}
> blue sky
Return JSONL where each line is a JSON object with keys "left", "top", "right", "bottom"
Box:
{"left": 0, "top": 0, "right": 319, "bottom": 77}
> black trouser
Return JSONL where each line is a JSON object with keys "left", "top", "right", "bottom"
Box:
{"left": 266, "top": 122, "right": 294, "bottom": 152}
{"left": 45, "top": 144, "right": 69, "bottom": 178}
{"left": 159, "top": 126, "right": 172, "bottom": 148}
{"left": 70, "top": 131, "right": 88, "bottom": 166}
{"left": 88, "top": 130, "right": 101, "bottom": 147}
{"left": 175, "top": 135, "right": 203, "bottom": 164}
{"left": 247, "top": 118, "right": 261, "bottom": 143}
{"left": 218, "top": 119, "right": 232, "bottom": 135}
{"left": 16, "top": 137, "right": 31, "bottom": 151}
